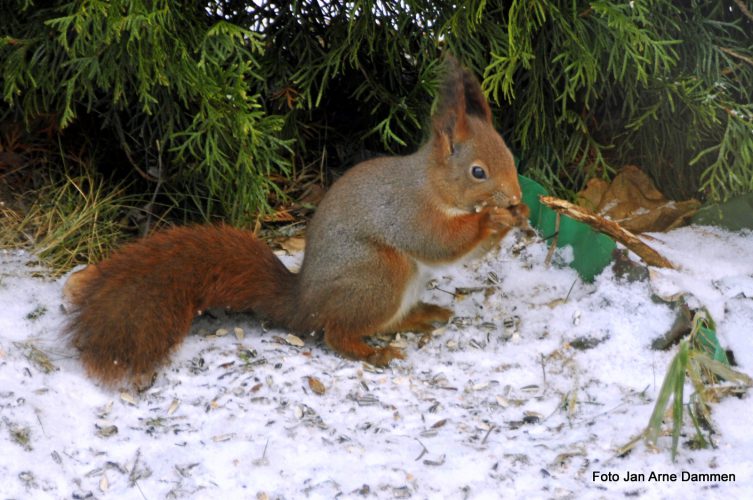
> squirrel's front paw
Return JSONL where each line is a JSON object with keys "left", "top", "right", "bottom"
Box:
{"left": 509, "top": 203, "right": 530, "bottom": 224}
{"left": 485, "top": 207, "right": 515, "bottom": 229}
{"left": 484, "top": 203, "right": 529, "bottom": 230}
{"left": 481, "top": 204, "right": 532, "bottom": 239}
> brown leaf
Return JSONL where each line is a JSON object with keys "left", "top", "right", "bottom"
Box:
{"left": 280, "top": 236, "right": 306, "bottom": 253}
{"left": 260, "top": 209, "right": 296, "bottom": 223}
{"left": 576, "top": 165, "right": 700, "bottom": 233}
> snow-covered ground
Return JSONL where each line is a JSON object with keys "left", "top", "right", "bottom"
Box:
{"left": 0, "top": 225, "right": 751, "bottom": 499}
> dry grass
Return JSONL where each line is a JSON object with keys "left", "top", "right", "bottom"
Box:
{"left": 620, "top": 310, "right": 752, "bottom": 460}
{"left": 0, "top": 170, "right": 135, "bottom": 276}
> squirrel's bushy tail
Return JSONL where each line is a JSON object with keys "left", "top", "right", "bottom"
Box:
{"left": 65, "top": 225, "right": 298, "bottom": 386}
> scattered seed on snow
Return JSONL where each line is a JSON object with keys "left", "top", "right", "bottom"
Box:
{"left": 430, "top": 419, "right": 448, "bottom": 429}
{"left": 547, "top": 298, "right": 568, "bottom": 308}
{"left": 294, "top": 405, "right": 304, "bottom": 419}
{"left": 95, "top": 424, "right": 118, "bottom": 438}
{"left": 97, "top": 401, "right": 114, "bottom": 417}
{"left": 119, "top": 392, "right": 137, "bottom": 406}
{"left": 455, "top": 286, "right": 486, "bottom": 298}
{"left": 167, "top": 399, "right": 180, "bottom": 416}
{"left": 423, "top": 454, "right": 446, "bottom": 466}
{"left": 471, "top": 382, "right": 489, "bottom": 391}
{"left": 18, "top": 471, "right": 34, "bottom": 485}
{"left": 522, "top": 414, "right": 541, "bottom": 425}
{"left": 285, "top": 334, "right": 305, "bottom": 347}
{"left": 477, "top": 421, "right": 492, "bottom": 431}
{"left": 362, "top": 363, "right": 385, "bottom": 374}
{"left": 572, "top": 310, "right": 581, "bottom": 326}
{"left": 212, "top": 433, "right": 235, "bottom": 442}
{"left": 307, "top": 376, "right": 326, "bottom": 395}
{"left": 496, "top": 396, "right": 510, "bottom": 408}
{"left": 3, "top": 227, "right": 753, "bottom": 498}
{"left": 352, "top": 394, "right": 379, "bottom": 406}
{"left": 452, "top": 317, "right": 472, "bottom": 328}
{"left": 503, "top": 316, "right": 519, "bottom": 329}
{"left": 469, "top": 338, "right": 485, "bottom": 350}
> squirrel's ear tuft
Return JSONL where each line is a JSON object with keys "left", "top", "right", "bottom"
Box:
{"left": 432, "top": 55, "right": 492, "bottom": 154}
{"left": 460, "top": 64, "right": 492, "bottom": 124}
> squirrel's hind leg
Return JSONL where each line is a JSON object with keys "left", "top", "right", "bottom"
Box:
{"left": 387, "top": 302, "right": 452, "bottom": 334}
{"left": 317, "top": 245, "right": 417, "bottom": 367}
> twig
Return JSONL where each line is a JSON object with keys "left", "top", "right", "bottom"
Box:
{"left": 732, "top": 0, "right": 753, "bottom": 22}
{"left": 35, "top": 408, "right": 48, "bottom": 438}
{"left": 719, "top": 46, "right": 753, "bottom": 68}
{"left": 539, "top": 196, "right": 675, "bottom": 269}
{"left": 142, "top": 140, "right": 164, "bottom": 237}
{"left": 564, "top": 278, "right": 578, "bottom": 303}
{"left": 481, "top": 424, "right": 496, "bottom": 445}
{"left": 121, "top": 141, "right": 158, "bottom": 182}
{"left": 539, "top": 353, "right": 547, "bottom": 386}
{"left": 544, "top": 212, "right": 560, "bottom": 267}
{"left": 413, "top": 437, "right": 429, "bottom": 461}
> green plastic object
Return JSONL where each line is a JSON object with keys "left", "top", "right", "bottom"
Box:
{"left": 519, "top": 175, "right": 616, "bottom": 282}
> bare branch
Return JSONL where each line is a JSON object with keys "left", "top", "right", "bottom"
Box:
{"left": 539, "top": 196, "right": 675, "bottom": 269}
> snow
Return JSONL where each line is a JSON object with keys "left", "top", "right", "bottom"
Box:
{"left": 0, "top": 225, "right": 752, "bottom": 499}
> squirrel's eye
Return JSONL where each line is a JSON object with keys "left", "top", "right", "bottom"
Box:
{"left": 470, "top": 165, "right": 487, "bottom": 180}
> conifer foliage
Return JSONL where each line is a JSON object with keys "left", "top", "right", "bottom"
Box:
{"left": 2, "top": 1, "right": 752, "bottom": 225}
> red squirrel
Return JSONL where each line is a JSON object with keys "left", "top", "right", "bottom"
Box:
{"left": 64, "top": 57, "right": 529, "bottom": 386}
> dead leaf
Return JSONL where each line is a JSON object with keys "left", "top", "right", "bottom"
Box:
{"left": 280, "top": 237, "right": 306, "bottom": 253}
{"left": 261, "top": 209, "right": 296, "bottom": 223}
{"left": 576, "top": 165, "right": 700, "bottom": 233}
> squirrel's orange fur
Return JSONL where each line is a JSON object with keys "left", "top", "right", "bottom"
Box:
{"left": 64, "top": 57, "right": 529, "bottom": 386}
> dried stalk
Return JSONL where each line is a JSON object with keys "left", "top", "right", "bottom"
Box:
{"left": 539, "top": 196, "right": 675, "bottom": 269}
